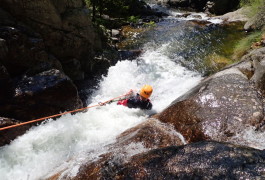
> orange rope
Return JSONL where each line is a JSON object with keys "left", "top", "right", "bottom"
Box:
{"left": 0, "top": 93, "right": 130, "bottom": 131}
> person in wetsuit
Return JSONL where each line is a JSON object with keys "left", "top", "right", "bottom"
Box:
{"left": 117, "top": 85, "right": 153, "bottom": 110}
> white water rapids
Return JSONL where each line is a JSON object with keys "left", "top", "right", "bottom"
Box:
{"left": 0, "top": 40, "right": 202, "bottom": 179}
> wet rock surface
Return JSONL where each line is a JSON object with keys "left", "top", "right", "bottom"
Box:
{"left": 64, "top": 141, "right": 265, "bottom": 180}
{"left": 48, "top": 119, "right": 184, "bottom": 179}
{"left": 155, "top": 47, "right": 265, "bottom": 145}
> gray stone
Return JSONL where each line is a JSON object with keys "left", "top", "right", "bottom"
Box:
{"left": 155, "top": 62, "right": 264, "bottom": 145}
{"left": 241, "top": 47, "right": 265, "bottom": 92}
{"left": 216, "top": 7, "right": 250, "bottom": 22}
{"left": 71, "top": 141, "right": 265, "bottom": 179}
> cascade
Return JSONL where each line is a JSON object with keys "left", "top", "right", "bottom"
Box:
{"left": 0, "top": 7, "right": 247, "bottom": 179}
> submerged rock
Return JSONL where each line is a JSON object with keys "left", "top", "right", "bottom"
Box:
{"left": 155, "top": 47, "right": 265, "bottom": 146}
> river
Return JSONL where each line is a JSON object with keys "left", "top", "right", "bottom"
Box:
{"left": 0, "top": 7, "right": 246, "bottom": 180}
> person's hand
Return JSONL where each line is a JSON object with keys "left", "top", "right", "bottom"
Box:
{"left": 98, "top": 102, "right": 106, "bottom": 106}
{"left": 127, "top": 89, "right": 133, "bottom": 95}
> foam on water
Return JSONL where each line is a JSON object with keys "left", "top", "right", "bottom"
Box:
{"left": 0, "top": 43, "right": 202, "bottom": 179}
{"left": 149, "top": 3, "right": 224, "bottom": 24}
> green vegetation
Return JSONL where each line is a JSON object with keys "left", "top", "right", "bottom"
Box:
{"left": 84, "top": 0, "right": 151, "bottom": 37}
{"left": 240, "top": 0, "right": 264, "bottom": 17}
{"left": 229, "top": 0, "right": 265, "bottom": 60}
{"left": 233, "top": 31, "right": 263, "bottom": 60}
{"left": 127, "top": 16, "right": 140, "bottom": 24}
{"left": 143, "top": 21, "right": 156, "bottom": 27}
{"left": 85, "top": 0, "right": 147, "bottom": 20}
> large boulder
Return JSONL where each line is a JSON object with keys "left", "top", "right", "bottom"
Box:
{"left": 154, "top": 0, "right": 240, "bottom": 15}
{"left": 0, "top": 25, "right": 63, "bottom": 77}
{"left": 245, "top": 47, "right": 265, "bottom": 94}
{"left": 204, "top": 0, "right": 240, "bottom": 15}
{"left": 155, "top": 47, "right": 265, "bottom": 145}
{"left": 47, "top": 119, "right": 184, "bottom": 179}
{"left": 216, "top": 7, "right": 250, "bottom": 23}
{"left": 0, "top": 69, "right": 82, "bottom": 121}
{"left": 0, "top": 8, "right": 83, "bottom": 123}
{"left": 65, "top": 141, "right": 265, "bottom": 179}
{"left": 1, "top": 0, "right": 102, "bottom": 80}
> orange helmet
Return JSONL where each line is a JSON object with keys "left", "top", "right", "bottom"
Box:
{"left": 140, "top": 85, "right": 153, "bottom": 99}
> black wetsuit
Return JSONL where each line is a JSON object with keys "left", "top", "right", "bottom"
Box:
{"left": 127, "top": 93, "right": 152, "bottom": 110}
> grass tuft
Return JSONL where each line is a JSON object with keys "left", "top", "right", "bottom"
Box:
{"left": 240, "top": 0, "right": 264, "bottom": 17}
{"left": 232, "top": 31, "right": 263, "bottom": 60}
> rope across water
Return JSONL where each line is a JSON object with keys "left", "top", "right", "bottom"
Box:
{"left": 0, "top": 92, "right": 131, "bottom": 131}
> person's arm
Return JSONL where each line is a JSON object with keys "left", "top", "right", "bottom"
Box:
{"left": 126, "top": 89, "right": 134, "bottom": 98}
{"left": 117, "top": 99, "right": 128, "bottom": 106}
{"left": 146, "top": 101, "right": 152, "bottom": 110}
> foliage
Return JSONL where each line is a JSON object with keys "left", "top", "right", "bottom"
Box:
{"left": 231, "top": 0, "right": 265, "bottom": 60}
{"left": 232, "top": 30, "right": 263, "bottom": 60}
{"left": 144, "top": 21, "right": 156, "bottom": 27}
{"left": 240, "top": 0, "right": 264, "bottom": 17}
{"left": 85, "top": 0, "right": 147, "bottom": 18}
{"left": 127, "top": 16, "right": 140, "bottom": 23}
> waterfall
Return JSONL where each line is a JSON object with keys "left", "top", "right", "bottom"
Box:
{"left": 0, "top": 39, "right": 202, "bottom": 180}
{"left": 1, "top": 9, "right": 234, "bottom": 180}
